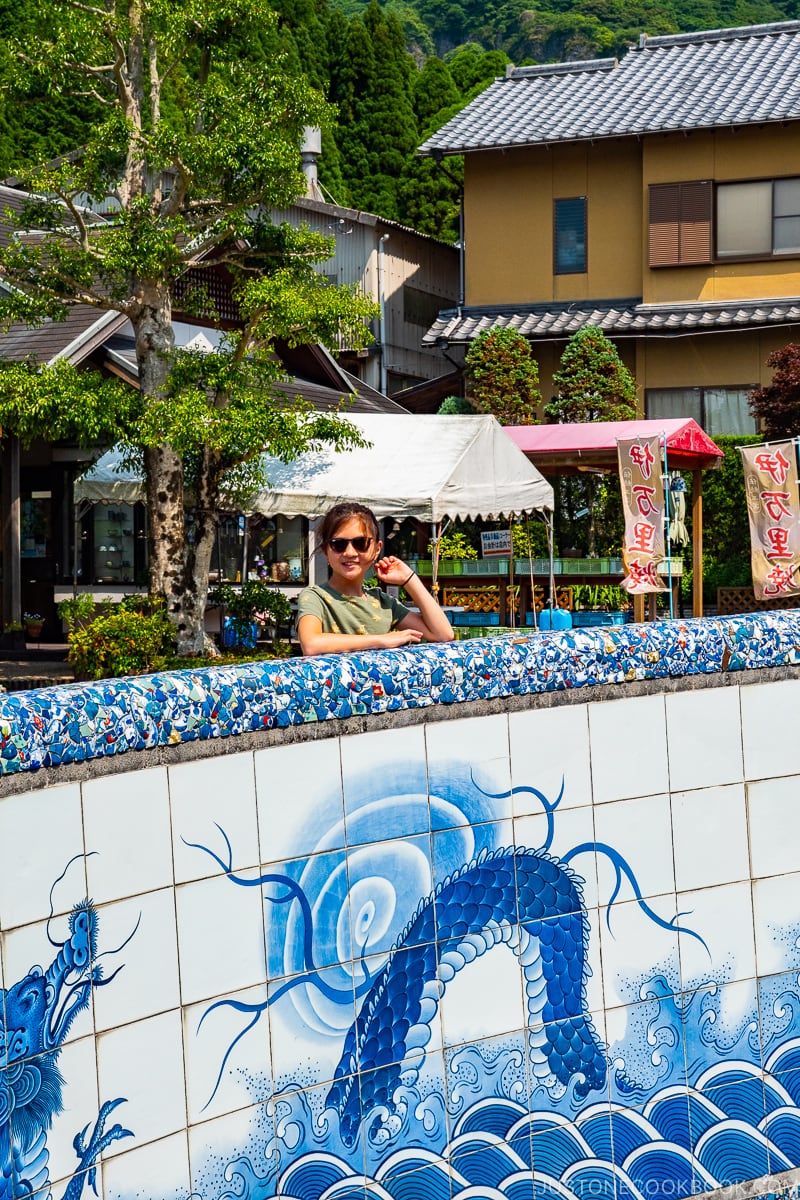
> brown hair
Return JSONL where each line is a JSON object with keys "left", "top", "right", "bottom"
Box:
{"left": 316, "top": 503, "right": 380, "bottom": 551}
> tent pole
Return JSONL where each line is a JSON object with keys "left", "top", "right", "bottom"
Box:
{"left": 692, "top": 469, "right": 703, "bottom": 618}
{"left": 431, "top": 521, "right": 440, "bottom": 597}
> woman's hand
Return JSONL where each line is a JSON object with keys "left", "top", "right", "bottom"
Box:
{"left": 374, "top": 556, "right": 413, "bottom": 587}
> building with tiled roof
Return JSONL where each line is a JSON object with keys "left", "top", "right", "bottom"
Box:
{"left": 419, "top": 20, "right": 800, "bottom": 435}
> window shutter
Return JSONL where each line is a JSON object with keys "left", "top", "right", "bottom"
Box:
{"left": 648, "top": 181, "right": 712, "bottom": 267}
{"left": 678, "top": 180, "right": 712, "bottom": 264}
{"left": 649, "top": 184, "right": 680, "bottom": 267}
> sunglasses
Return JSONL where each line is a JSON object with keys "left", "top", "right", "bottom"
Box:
{"left": 327, "top": 536, "right": 374, "bottom": 554}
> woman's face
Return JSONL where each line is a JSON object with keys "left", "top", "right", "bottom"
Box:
{"left": 325, "top": 516, "right": 381, "bottom": 584}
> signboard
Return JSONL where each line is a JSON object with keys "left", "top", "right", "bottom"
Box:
{"left": 617, "top": 435, "right": 668, "bottom": 593}
{"left": 481, "top": 530, "right": 512, "bottom": 558}
{"left": 740, "top": 441, "right": 800, "bottom": 599}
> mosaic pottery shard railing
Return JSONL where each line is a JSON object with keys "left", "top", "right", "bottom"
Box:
{"left": 0, "top": 612, "right": 798, "bottom": 775}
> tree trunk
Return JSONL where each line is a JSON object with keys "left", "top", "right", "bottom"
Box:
{"left": 133, "top": 279, "right": 207, "bottom": 655}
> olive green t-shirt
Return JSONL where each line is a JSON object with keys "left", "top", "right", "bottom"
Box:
{"left": 296, "top": 583, "right": 411, "bottom": 637}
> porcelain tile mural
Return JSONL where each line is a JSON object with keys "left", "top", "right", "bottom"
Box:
{"left": 4, "top": 616, "right": 800, "bottom": 1200}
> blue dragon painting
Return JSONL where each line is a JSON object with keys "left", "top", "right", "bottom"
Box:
{"left": 0, "top": 872, "right": 133, "bottom": 1200}
{"left": 326, "top": 845, "right": 607, "bottom": 1147}
{"left": 191, "top": 775, "right": 707, "bottom": 1158}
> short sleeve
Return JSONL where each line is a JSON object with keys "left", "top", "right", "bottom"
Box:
{"left": 296, "top": 587, "right": 326, "bottom": 624}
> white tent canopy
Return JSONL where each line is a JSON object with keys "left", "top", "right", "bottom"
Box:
{"left": 75, "top": 414, "right": 554, "bottom": 520}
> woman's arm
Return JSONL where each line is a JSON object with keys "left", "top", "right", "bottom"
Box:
{"left": 297, "top": 614, "right": 424, "bottom": 656}
{"left": 375, "top": 558, "right": 455, "bottom": 643}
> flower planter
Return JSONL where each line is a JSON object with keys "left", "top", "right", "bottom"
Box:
{"left": 25, "top": 623, "right": 44, "bottom": 641}
{"left": 221, "top": 617, "right": 259, "bottom": 649}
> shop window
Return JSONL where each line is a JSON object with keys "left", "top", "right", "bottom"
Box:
{"left": 248, "top": 516, "right": 308, "bottom": 583}
{"left": 92, "top": 504, "right": 137, "bottom": 583}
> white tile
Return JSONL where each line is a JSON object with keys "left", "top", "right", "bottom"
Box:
{"left": 96, "top": 1010, "right": 187, "bottom": 1154}
{"left": 592, "top": 792, "right": 675, "bottom": 902}
{"left": 514, "top": 805, "right": 599, "bottom": 909}
{"left": 426, "top": 715, "right": 512, "bottom": 822}
{"left": 93, "top": 889, "right": 180, "bottom": 1031}
{"left": 741, "top": 678, "right": 800, "bottom": 781}
{"left": 0, "top": 784, "right": 84, "bottom": 930}
{"left": 255, "top": 738, "right": 345, "bottom": 863}
{"left": 439, "top": 939, "right": 526, "bottom": 1047}
{"left": 169, "top": 752, "right": 258, "bottom": 883}
{"left": 598, "top": 892, "right": 681, "bottom": 1010}
{"left": 83, "top": 768, "right": 173, "bottom": 903}
{"left": 184, "top": 983, "right": 271, "bottom": 1125}
{"left": 752, "top": 872, "right": 800, "bottom": 977}
{"left": 342, "top": 725, "right": 430, "bottom": 842}
{"left": 665, "top": 688, "right": 744, "bottom": 792}
{"left": 509, "top": 704, "right": 592, "bottom": 812}
{"left": 671, "top": 784, "right": 749, "bottom": 892}
{"left": 347, "top": 834, "right": 432, "bottom": 962}
{"left": 677, "top": 880, "right": 756, "bottom": 989}
{"left": 176, "top": 871, "right": 266, "bottom": 1005}
{"left": 2, "top": 912, "right": 95, "bottom": 1045}
{"left": 31, "top": 1033, "right": 100, "bottom": 1187}
{"left": 748, "top": 775, "right": 800, "bottom": 879}
{"left": 268, "top": 963, "right": 358, "bottom": 1091}
{"left": 189, "top": 1106, "right": 271, "bottom": 1200}
{"left": 588, "top": 695, "right": 669, "bottom": 804}
{"left": 102, "top": 1131, "right": 191, "bottom": 1200}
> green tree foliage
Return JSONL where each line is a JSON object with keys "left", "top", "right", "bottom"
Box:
{"left": 0, "top": 0, "right": 377, "bottom": 655}
{"left": 331, "top": 3, "right": 419, "bottom": 219}
{"left": 748, "top": 343, "right": 800, "bottom": 438}
{"left": 547, "top": 326, "right": 637, "bottom": 555}
{"left": 438, "top": 395, "right": 474, "bottom": 413}
{"left": 547, "top": 326, "right": 637, "bottom": 423}
{"left": 464, "top": 328, "right": 541, "bottom": 424}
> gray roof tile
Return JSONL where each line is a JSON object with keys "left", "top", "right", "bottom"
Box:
{"left": 424, "top": 297, "right": 800, "bottom": 342}
{"left": 420, "top": 21, "right": 800, "bottom": 154}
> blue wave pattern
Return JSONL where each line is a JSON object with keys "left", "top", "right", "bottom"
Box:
{"left": 1, "top": 611, "right": 799, "bottom": 773}
{"left": 218, "top": 998, "right": 800, "bottom": 1200}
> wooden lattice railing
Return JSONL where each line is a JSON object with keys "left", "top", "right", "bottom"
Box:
{"left": 442, "top": 586, "right": 521, "bottom": 614}
{"left": 442, "top": 585, "right": 574, "bottom": 614}
{"left": 717, "top": 587, "right": 800, "bottom": 615}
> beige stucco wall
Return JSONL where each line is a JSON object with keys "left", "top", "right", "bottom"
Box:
{"left": 642, "top": 125, "right": 800, "bottom": 304}
{"left": 464, "top": 141, "right": 642, "bottom": 306}
{"left": 464, "top": 125, "right": 800, "bottom": 310}
{"left": 463, "top": 123, "right": 800, "bottom": 404}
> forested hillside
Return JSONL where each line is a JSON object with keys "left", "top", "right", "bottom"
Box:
{"left": 0, "top": 0, "right": 796, "bottom": 244}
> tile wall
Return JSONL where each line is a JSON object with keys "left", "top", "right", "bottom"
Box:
{"left": 2, "top": 665, "right": 800, "bottom": 1200}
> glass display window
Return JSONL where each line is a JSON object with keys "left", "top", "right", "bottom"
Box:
{"left": 93, "top": 503, "right": 136, "bottom": 583}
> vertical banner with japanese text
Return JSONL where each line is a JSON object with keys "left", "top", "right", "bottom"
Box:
{"left": 618, "top": 435, "right": 668, "bottom": 593}
{"left": 740, "top": 441, "right": 800, "bottom": 599}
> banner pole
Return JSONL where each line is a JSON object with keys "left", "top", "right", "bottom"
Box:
{"left": 662, "top": 433, "right": 674, "bottom": 620}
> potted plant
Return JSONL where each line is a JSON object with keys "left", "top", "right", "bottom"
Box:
{"left": 24, "top": 612, "right": 44, "bottom": 640}
{"left": 208, "top": 580, "right": 292, "bottom": 650}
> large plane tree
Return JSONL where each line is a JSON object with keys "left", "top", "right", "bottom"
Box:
{"left": 0, "top": 0, "right": 376, "bottom": 655}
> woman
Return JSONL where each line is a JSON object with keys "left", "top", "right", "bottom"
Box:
{"left": 297, "top": 502, "right": 454, "bottom": 655}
